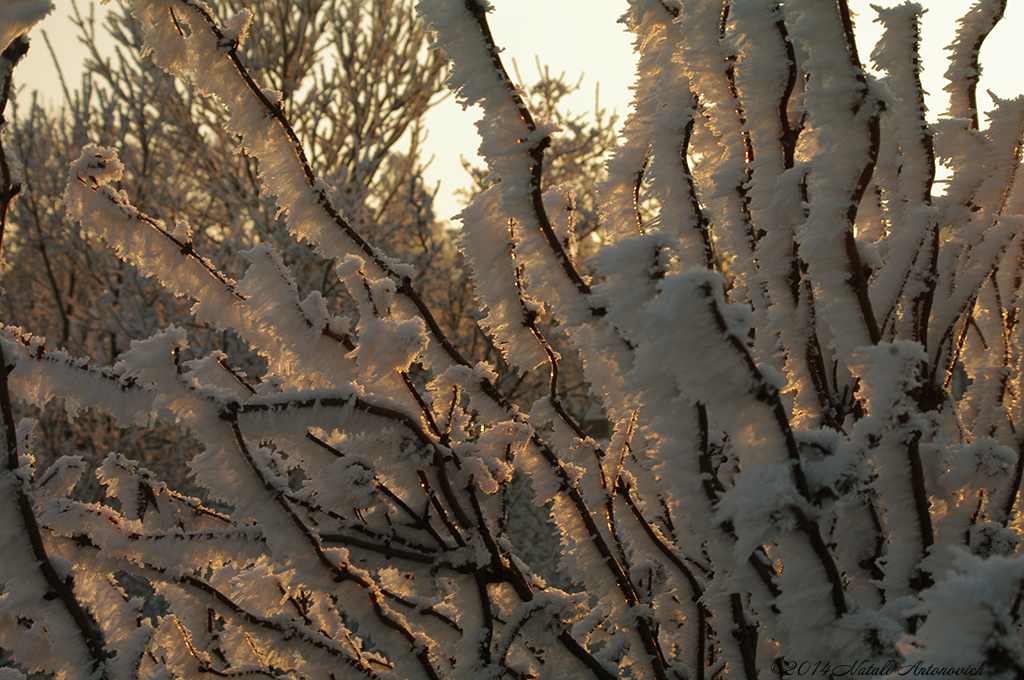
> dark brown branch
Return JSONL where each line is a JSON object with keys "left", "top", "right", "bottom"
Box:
{"left": 527, "top": 434, "right": 671, "bottom": 680}
{"left": 169, "top": 5, "right": 613, "bottom": 541}
{"left": 0, "top": 36, "right": 28, "bottom": 244}
{"left": 1, "top": 351, "right": 112, "bottom": 677}
{"left": 170, "top": 0, "right": 469, "bottom": 375}
{"left": 903, "top": 425, "right": 934, "bottom": 556}
{"left": 930, "top": 123, "right": 1024, "bottom": 391}
{"left": 417, "top": 469, "right": 467, "bottom": 548}
{"left": 25, "top": 195, "right": 72, "bottom": 345}
{"left": 617, "top": 479, "right": 708, "bottom": 680}
{"left": 172, "top": 572, "right": 380, "bottom": 677}
{"left": 730, "top": 593, "right": 759, "bottom": 680}
{"left": 304, "top": 431, "right": 452, "bottom": 549}
{"left": 906, "top": 12, "right": 936, "bottom": 206}
{"left": 239, "top": 393, "right": 436, "bottom": 454}
{"left": 467, "top": 495, "right": 495, "bottom": 670}
{"left": 959, "top": 0, "right": 1007, "bottom": 131}
{"left": 0, "top": 37, "right": 111, "bottom": 679}
{"left": 428, "top": 446, "right": 476, "bottom": 530}
{"left": 164, "top": 16, "right": 641, "bottom": 634}
{"left": 790, "top": 505, "right": 848, "bottom": 614}
{"left": 318, "top": 531, "right": 436, "bottom": 564}
{"left": 634, "top": 156, "right": 649, "bottom": 235}
{"left": 696, "top": 403, "right": 726, "bottom": 503}
{"left": 802, "top": 276, "right": 843, "bottom": 429}
{"left": 720, "top": 1, "right": 758, "bottom": 251}
{"left": 681, "top": 100, "right": 717, "bottom": 271}
{"left": 1003, "top": 437, "right": 1024, "bottom": 526}
{"left": 81, "top": 178, "right": 358, "bottom": 362}
{"left": 459, "top": 452, "right": 620, "bottom": 680}
{"left": 402, "top": 371, "right": 443, "bottom": 440}
{"left": 702, "top": 282, "right": 810, "bottom": 498}
{"left": 506, "top": 219, "right": 596, "bottom": 454}
{"left": 774, "top": 7, "right": 801, "bottom": 170}
{"left": 836, "top": 0, "right": 882, "bottom": 345}
{"left": 701, "top": 282, "right": 848, "bottom": 615}
{"left": 217, "top": 357, "right": 258, "bottom": 395}
{"left": 225, "top": 416, "right": 442, "bottom": 680}
{"left": 124, "top": 210, "right": 245, "bottom": 303}
{"left": 698, "top": 407, "right": 782, "bottom": 602}
{"left": 462, "top": 1, "right": 598, "bottom": 305}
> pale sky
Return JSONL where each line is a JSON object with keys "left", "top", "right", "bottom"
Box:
{"left": 14, "top": 0, "right": 1024, "bottom": 223}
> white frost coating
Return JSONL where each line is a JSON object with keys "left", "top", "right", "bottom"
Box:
{"left": 672, "top": 0, "right": 761, "bottom": 306}
{"left": 935, "top": 438, "right": 1015, "bottom": 538}
{"left": 2, "top": 326, "right": 157, "bottom": 427}
{"left": 527, "top": 398, "right": 607, "bottom": 508}
{"left": 307, "top": 452, "right": 377, "bottom": 513}
{"left": 236, "top": 387, "right": 419, "bottom": 461}
{"left": 236, "top": 245, "right": 358, "bottom": 387}
{"left": 419, "top": 0, "right": 593, "bottom": 363}
{"left": 416, "top": 0, "right": 559, "bottom": 201}
{"left": 930, "top": 95, "right": 1024, "bottom": 378}
{"left": 942, "top": 0, "right": 1005, "bottom": 122}
{"left": 6, "top": 0, "right": 1024, "bottom": 673}
{"left": 628, "top": 270, "right": 874, "bottom": 657}
{"left": 784, "top": 0, "right": 883, "bottom": 365}
{"left": 844, "top": 341, "right": 929, "bottom": 599}
{"left": 0, "top": 465, "right": 93, "bottom": 679}
{"left": 127, "top": 0, "right": 409, "bottom": 300}
{"left": 868, "top": 4, "right": 941, "bottom": 340}
{"left": 514, "top": 186, "right": 592, "bottom": 327}
{"left": 0, "top": 0, "right": 53, "bottom": 54}
{"left": 113, "top": 329, "right": 435, "bottom": 678}
{"left": 65, "top": 146, "right": 246, "bottom": 333}
{"left": 457, "top": 186, "right": 548, "bottom": 372}
{"left": 488, "top": 591, "right": 587, "bottom": 680}
{"left": 634, "top": 83, "right": 706, "bottom": 259}
{"left": 462, "top": 420, "right": 525, "bottom": 497}
{"left": 590, "top": 233, "right": 673, "bottom": 348}
{"left": 219, "top": 8, "right": 252, "bottom": 47}
{"left": 727, "top": 1, "right": 829, "bottom": 421}
{"left": 631, "top": 271, "right": 759, "bottom": 415}
{"left": 960, "top": 274, "right": 1020, "bottom": 446}
{"left": 598, "top": 0, "right": 676, "bottom": 243}
{"left": 337, "top": 257, "right": 429, "bottom": 386}
{"left": 911, "top": 551, "right": 1024, "bottom": 669}
{"left": 851, "top": 341, "right": 926, "bottom": 418}
{"left": 517, "top": 439, "right": 655, "bottom": 678}
{"left": 66, "top": 146, "right": 359, "bottom": 390}
{"left": 36, "top": 456, "right": 84, "bottom": 499}
{"left": 727, "top": 0, "right": 791, "bottom": 174}
{"left": 870, "top": 3, "right": 931, "bottom": 210}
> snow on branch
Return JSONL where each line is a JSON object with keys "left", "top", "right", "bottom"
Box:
{"left": 3, "top": 0, "right": 1024, "bottom": 677}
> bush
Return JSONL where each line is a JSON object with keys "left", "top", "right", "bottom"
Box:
{"left": 2, "top": 0, "right": 1023, "bottom": 678}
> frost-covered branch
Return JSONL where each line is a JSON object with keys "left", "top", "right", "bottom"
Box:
{"left": 4, "top": 0, "right": 1024, "bottom": 676}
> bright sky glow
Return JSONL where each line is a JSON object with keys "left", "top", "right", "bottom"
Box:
{"left": 14, "top": 0, "right": 1024, "bottom": 223}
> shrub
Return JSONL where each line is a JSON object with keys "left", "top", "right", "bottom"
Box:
{"left": 1, "top": 0, "right": 1023, "bottom": 678}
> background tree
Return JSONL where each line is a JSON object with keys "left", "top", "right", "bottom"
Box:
{"left": 2, "top": 0, "right": 1024, "bottom": 678}
{"left": 1, "top": 0, "right": 449, "bottom": 490}
{"left": 4, "top": 0, "right": 449, "bottom": 356}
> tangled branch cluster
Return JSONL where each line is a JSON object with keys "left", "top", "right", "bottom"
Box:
{"left": 2, "top": 0, "right": 1024, "bottom": 678}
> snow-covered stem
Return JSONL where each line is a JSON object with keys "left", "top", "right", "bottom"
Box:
{"left": 0, "top": 35, "right": 28, "bottom": 243}
{"left": 5, "top": 0, "right": 1024, "bottom": 676}
{"left": 944, "top": 0, "right": 1007, "bottom": 129}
